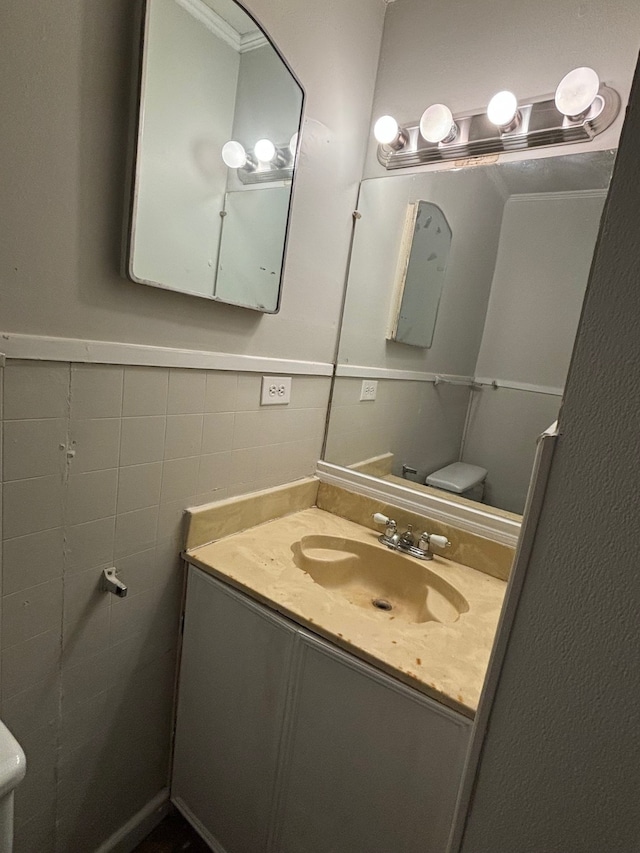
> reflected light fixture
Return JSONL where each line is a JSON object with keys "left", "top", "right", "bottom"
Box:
{"left": 222, "top": 137, "right": 296, "bottom": 184}
{"left": 487, "top": 90, "right": 520, "bottom": 131}
{"left": 555, "top": 66, "right": 601, "bottom": 118}
{"left": 221, "top": 140, "right": 247, "bottom": 169}
{"left": 254, "top": 138, "right": 276, "bottom": 163}
{"left": 419, "top": 104, "right": 457, "bottom": 144}
{"left": 373, "top": 115, "right": 408, "bottom": 150}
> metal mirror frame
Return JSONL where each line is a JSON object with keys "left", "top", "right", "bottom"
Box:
{"left": 122, "top": 0, "right": 305, "bottom": 313}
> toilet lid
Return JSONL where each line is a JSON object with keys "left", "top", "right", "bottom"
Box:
{"left": 426, "top": 462, "right": 487, "bottom": 493}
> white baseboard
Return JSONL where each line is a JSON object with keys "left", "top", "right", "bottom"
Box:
{"left": 93, "top": 788, "right": 170, "bottom": 853}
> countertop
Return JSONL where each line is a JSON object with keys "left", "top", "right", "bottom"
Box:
{"left": 185, "top": 506, "right": 506, "bottom": 718}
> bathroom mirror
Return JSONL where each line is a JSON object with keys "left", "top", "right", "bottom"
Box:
{"left": 388, "top": 201, "right": 452, "bottom": 348}
{"left": 325, "top": 150, "right": 615, "bottom": 516}
{"left": 124, "top": 0, "right": 304, "bottom": 312}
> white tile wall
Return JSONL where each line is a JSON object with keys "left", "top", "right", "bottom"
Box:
{"left": 0, "top": 359, "right": 330, "bottom": 851}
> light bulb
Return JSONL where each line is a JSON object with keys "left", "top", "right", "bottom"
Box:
{"left": 289, "top": 132, "right": 299, "bottom": 158}
{"left": 419, "top": 104, "right": 457, "bottom": 144}
{"left": 373, "top": 115, "right": 400, "bottom": 145}
{"left": 221, "top": 140, "right": 247, "bottom": 169}
{"left": 555, "top": 67, "right": 600, "bottom": 118}
{"left": 487, "top": 90, "right": 519, "bottom": 128}
{"left": 254, "top": 138, "right": 276, "bottom": 162}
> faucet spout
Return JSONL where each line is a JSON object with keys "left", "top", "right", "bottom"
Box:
{"left": 372, "top": 514, "right": 451, "bottom": 561}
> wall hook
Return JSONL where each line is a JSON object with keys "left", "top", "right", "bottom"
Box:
{"left": 101, "top": 568, "right": 128, "bottom": 598}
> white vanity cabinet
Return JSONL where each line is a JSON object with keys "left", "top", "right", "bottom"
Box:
{"left": 172, "top": 567, "right": 296, "bottom": 853}
{"left": 172, "top": 566, "right": 472, "bottom": 853}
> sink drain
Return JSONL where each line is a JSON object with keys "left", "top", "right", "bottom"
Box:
{"left": 372, "top": 598, "right": 393, "bottom": 611}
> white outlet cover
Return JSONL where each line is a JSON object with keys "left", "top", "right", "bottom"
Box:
{"left": 359, "top": 380, "right": 378, "bottom": 401}
{"left": 261, "top": 376, "right": 292, "bottom": 406}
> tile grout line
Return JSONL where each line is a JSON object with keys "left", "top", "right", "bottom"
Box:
{"left": 54, "top": 361, "right": 74, "bottom": 847}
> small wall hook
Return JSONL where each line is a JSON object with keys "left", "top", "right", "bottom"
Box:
{"left": 101, "top": 568, "right": 128, "bottom": 598}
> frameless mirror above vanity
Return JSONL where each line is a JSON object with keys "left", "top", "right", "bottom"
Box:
{"left": 324, "top": 150, "right": 615, "bottom": 518}
{"left": 123, "top": 0, "right": 304, "bottom": 311}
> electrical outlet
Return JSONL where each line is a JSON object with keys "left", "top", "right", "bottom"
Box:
{"left": 359, "top": 380, "right": 378, "bottom": 401}
{"left": 261, "top": 376, "right": 292, "bottom": 406}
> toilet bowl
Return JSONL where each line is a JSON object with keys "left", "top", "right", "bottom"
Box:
{"left": 426, "top": 462, "right": 487, "bottom": 502}
{"left": 0, "top": 721, "right": 26, "bottom": 853}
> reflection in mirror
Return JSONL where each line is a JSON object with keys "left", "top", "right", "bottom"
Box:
{"left": 125, "top": 0, "right": 304, "bottom": 312}
{"left": 325, "top": 151, "right": 615, "bottom": 515}
{"left": 388, "top": 202, "right": 452, "bottom": 348}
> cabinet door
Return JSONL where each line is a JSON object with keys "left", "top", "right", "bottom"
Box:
{"left": 172, "top": 567, "right": 296, "bottom": 853}
{"left": 274, "top": 631, "right": 471, "bottom": 853}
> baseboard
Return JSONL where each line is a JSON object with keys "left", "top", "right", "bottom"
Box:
{"left": 93, "top": 788, "right": 171, "bottom": 853}
{"left": 173, "top": 796, "right": 227, "bottom": 853}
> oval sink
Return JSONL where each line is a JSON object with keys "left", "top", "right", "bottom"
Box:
{"left": 292, "top": 535, "right": 469, "bottom": 624}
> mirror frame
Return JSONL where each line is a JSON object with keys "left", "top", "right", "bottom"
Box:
{"left": 122, "top": 0, "right": 306, "bottom": 313}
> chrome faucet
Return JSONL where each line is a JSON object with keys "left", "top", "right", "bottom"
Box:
{"left": 372, "top": 513, "right": 451, "bottom": 561}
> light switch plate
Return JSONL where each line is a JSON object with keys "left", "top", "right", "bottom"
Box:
{"left": 360, "top": 380, "right": 378, "bottom": 401}
{"left": 261, "top": 376, "right": 292, "bottom": 405}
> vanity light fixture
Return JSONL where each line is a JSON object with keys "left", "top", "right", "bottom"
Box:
{"left": 375, "top": 67, "right": 620, "bottom": 170}
{"left": 289, "top": 132, "right": 299, "bottom": 159}
{"left": 373, "top": 115, "right": 409, "bottom": 150}
{"left": 419, "top": 104, "right": 458, "bottom": 144}
{"left": 554, "top": 66, "right": 601, "bottom": 119}
{"left": 486, "top": 90, "right": 521, "bottom": 132}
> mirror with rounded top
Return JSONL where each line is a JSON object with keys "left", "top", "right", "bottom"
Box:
{"left": 124, "top": 0, "right": 304, "bottom": 312}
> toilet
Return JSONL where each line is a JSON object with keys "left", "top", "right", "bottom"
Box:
{"left": 426, "top": 462, "right": 487, "bottom": 502}
{"left": 0, "top": 720, "right": 26, "bottom": 853}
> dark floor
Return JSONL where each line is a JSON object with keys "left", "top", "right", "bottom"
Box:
{"left": 133, "top": 809, "right": 211, "bottom": 852}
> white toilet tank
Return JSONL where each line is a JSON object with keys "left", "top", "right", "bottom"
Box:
{"left": 426, "top": 462, "right": 487, "bottom": 501}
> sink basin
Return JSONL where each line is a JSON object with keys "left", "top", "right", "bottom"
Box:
{"left": 292, "top": 535, "right": 469, "bottom": 624}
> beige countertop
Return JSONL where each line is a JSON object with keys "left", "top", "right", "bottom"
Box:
{"left": 185, "top": 505, "right": 506, "bottom": 718}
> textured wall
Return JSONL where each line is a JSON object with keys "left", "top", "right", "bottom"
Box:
{"left": 0, "top": 361, "right": 330, "bottom": 852}
{"left": 458, "top": 50, "right": 640, "bottom": 852}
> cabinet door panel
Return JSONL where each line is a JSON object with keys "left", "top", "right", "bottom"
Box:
{"left": 173, "top": 568, "right": 296, "bottom": 853}
{"left": 275, "top": 632, "right": 471, "bottom": 853}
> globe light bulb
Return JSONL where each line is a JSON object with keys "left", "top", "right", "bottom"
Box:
{"left": 373, "top": 115, "right": 400, "bottom": 145}
{"left": 487, "top": 91, "right": 519, "bottom": 128}
{"left": 555, "top": 67, "right": 600, "bottom": 118}
{"left": 289, "top": 132, "right": 299, "bottom": 158}
{"left": 254, "top": 138, "right": 276, "bottom": 162}
{"left": 221, "top": 140, "right": 247, "bottom": 169}
{"left": 419, "top": 104, "right": 456, "bottom": 144}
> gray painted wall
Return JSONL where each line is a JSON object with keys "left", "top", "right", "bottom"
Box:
{"left": 461, "top": 191, "right": 606, "bottom": 513}
{"left": 0, "top": 0, "right": 385, "bottom": 362}
{"left": 474, "top": 192, "right": 606, "bottom": 387}
{"left": 458, "top": 49, "right": 640, "bottom": 853}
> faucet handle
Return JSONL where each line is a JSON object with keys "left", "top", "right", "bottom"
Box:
{"left": 372, "top": 513, "right": 397, "bottom": 538}
{"left": 418, "top": 532, "right": 450, "bottom": 550}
